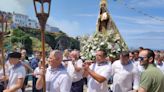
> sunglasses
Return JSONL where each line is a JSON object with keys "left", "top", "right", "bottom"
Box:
{"left": 138, "top": 56, "right": 147, "bottom": 61}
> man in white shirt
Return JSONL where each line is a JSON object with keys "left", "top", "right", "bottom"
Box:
{"left": 156, "top": 53, "right": 164, "bottom": 74}
{"left": 20, "top": 49, "right": 33, "bottom": 92}
{"left": 112, "top": 51, "right": 139, "bottom": 92}
{"left": 0, "top": 53, "right": 5, "bottom": 92}
{"left": 4, "top": 52, "right": 26, "bottom": 92}
{"left": 36, "top": 50, "right": 72, "bottom": 92}
{"left": 131, "top": 50, "right": 145, "bottom": 73}
{"left": 66, "top": 50, "right": 84, "bottom": 92}
{"left": 83, "top": 50, "right": 112, "bottom": 92}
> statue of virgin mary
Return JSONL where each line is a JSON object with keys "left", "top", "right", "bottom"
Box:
{"left": 97, "top": 0, "right": 110, "bottom": 33}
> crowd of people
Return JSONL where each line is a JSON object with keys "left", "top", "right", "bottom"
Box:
{"left": 0, "top": 47, "right": 164, "bottom": 92}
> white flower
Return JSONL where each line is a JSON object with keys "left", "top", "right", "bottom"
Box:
{"left": 117, "top": 48, "right": 121, "bottom": 51}
{"left": 109, "top": 54, "right": 116, "bottom": 58}
{"left": 94, "top": 38, "right": 99, "bottom": 41}
{"left": 97, "top": 48, "right": 100, "bottom": 51}
{"left": 80, "top": 30, "right": 128, "bottom": 60}
{"left": 92, "top": 52, "right": 96, "bottom": 56}
{"left": 87, "top": 45, "right": 91, "bottom": 48}
{"left": 92, "top": 46, "right": 97, "bottom": 50}
{"left": 90, "top": 50, "right": 94, "bottom": 53}
{"left": 94, "top": 41, "right": 98, "bottom": 45}
{"left": 89, "top": 54, "right": 92, "bottom": 58}
{"left": 100, "top": 42, "right": 105, "bottom": 46}
{"left": 80, "top": 56, "right": 86, "bottom": 60}
{"left": 107, "top": 43, "right": 112, "bottom": 49}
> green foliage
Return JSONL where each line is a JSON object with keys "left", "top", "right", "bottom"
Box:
{"left": 9, "top": 28, "right": 33, "bottom": 54}
{"left": 11, "top": 36, "right": 18, "bottom": 43}
{"left": 70, "top": 37, "right": 80, "bottom": 50}
{"left": 9, "top": 27, "right": 80, "bottom": 53}
{"left": 12, "top": 29, "right": 25, "bottom": 37}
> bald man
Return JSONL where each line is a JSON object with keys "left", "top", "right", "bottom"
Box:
{"left": 66, "top": 50, "right": 84, "bottom": 92}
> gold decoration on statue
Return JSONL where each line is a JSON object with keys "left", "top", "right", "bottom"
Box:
{"left": 97, "top": 0, "right": 109, "bottom": 33}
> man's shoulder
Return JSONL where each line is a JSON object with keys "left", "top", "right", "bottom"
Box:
{"left": 141, "top": 68, "right": 154, "bottom": 78}
{"left": 104, "top": 61, "right": 112, "bottom": 67}
{"left": 95, "top": 61, "right": 112, "bottom": 71}
{"left": 145, "top": 66, "right": 159, "bottom": 72}
{"left": 58, "top": 69, "right": 71, "bottom": 79}
{"left": 30, "top": 58, "right": 38, "bottom": 61}
{"left": 16, "top": 65, "right": 26, "bottom": 72}
{"left": 130, "top": 61, "right": 138, "bottom": 67}
{"left": 22, "top": 60, "right": 29, "bottom": 64}
{"left": 77, "top": 59, "right": 83, "bottom": 62}
{"left": 76, "top": 59, "right": 83, "bottom": 65}
{"left": 11, "top": 65, "right": 26, "bottom": 77}
{"left": 112, "top": 60, "right": 120, "bottom": 66}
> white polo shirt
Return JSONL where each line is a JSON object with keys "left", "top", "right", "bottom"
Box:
{"left": 7, "top": 63, "right": 26, "bottom": 92}
{"left": 66, "top": 59, "right": 83, "bottom": 82}
{"left": 0, "top": 68, "right": 4, "bottom": 80}
{"left": 0, "top": 66, "right": 9, "bottom": 80}
{"left": 5, "top": 60, "right": 13, "bottom": 72}
{"left": 34, "top": 67, "right": 40, "bottom": 78}
{"left": 87, "top": 61, "right": 112, "bottom": 92}
{"left": 156, "top": 62, "right": 164, "bottom": 74}
{"left": 46, "top": 65, "right": 72, "bottom": 92}
{"left": 112, "top": 60, "right": 139, "bottom": 92}
{"left": 133, "top": 60, "right": 145, "bottom": 74}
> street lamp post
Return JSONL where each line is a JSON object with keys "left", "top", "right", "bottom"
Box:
{"left": 33, "top": 0, "right": 51, "bottom": 92}
{"left": 0, "top": 13, "right": 7, "bottom": 88}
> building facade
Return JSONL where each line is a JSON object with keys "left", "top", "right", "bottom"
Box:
{"left": 12, "top": 12, "right": 29, "bottom": 27}
{"left": 0, "top": 10, "right": 60, "bottom": 32}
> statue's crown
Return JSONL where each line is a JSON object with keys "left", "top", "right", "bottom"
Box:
{"left": 100, "top": 0, "right": 108, "bottom": 7}
{"left": 100, "top": 0, "right": 107, "bottom": 5}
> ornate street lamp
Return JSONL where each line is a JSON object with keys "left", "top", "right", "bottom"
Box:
{"left": 33, "top": 0, "right": 51, "bottom": 91}
{"left": 0, "top": 13, "right": 7, "bottom": 88}
{"left": 0, "top": 14, "right": 4, "bottom": 33}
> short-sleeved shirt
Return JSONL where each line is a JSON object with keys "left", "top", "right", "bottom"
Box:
{"left": 7, "top": 62, "right": 26, "bottom": 92}
{"left": 46, "top": 65, "right": 72, "bottom": 92}
{"left": 0, "top": 68, "right": 4, "bottom": 85}
{"left": 34, "top": 67, "right": 40, "bottom": 78}
{"left": 66, "top": 59, "right": 83, "bottom": 82}
{"left": 140, "top": 64, "right": 164, "bottom": 92}
{"left": 30, "top": 58, "right": 40, "bottom": 70}
{"left": 0, "top": 66, "right": 10, "bottom": 80}
{"left": 112, "top": 60, "right": 139, "bottom": 92}
{"left": 156, "top": 62, "right": 164, "bottom": 74}
{"left": 22, "top": 59, "right": 31, "bottom": 73}
{"left": 0, "top": 68, "right": 5, "bottom": 82}
{"left": 0, "top": 68, "right": 3, "bottom": 77}
{"left": 133, "top": 60, "right": 145, "bottom": 74}
{"left": 5, "top": 60, "right": 13, "bottom": 72}
{"left": 87, "top": 61, "right": 112, "bottom": 92}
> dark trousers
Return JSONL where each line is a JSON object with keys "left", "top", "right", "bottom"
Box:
{"left": 32, "top": 76, "right": 42, "bottom": 92}
{"left": 0, "top": 82, "right": 4, "bottom": 92}
{"left": 0, "top": 86, "right": 4, "bottom": 92}
{"left": 71, "top": 79, "right": 84, "bottom": 92}
{"left": 22, "top": 76, "right": 29, "bottom": 92}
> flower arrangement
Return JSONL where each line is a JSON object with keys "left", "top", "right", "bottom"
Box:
{"left": 80, "top": 31, "right": 128, "bottom": 60}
